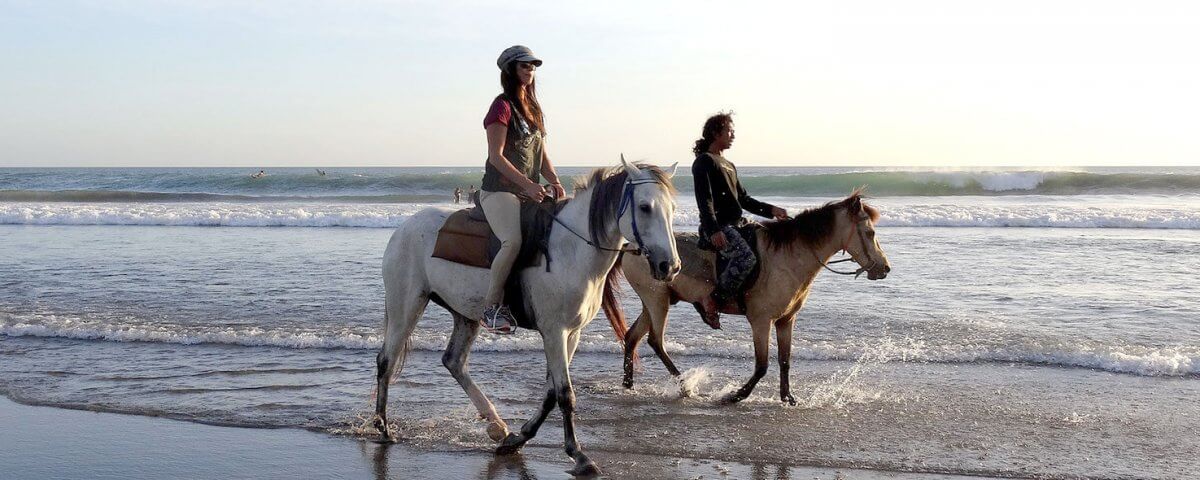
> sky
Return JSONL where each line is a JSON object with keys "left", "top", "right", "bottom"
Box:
{"left": 1, "top": 0, "right": 1198, "bottom": 167}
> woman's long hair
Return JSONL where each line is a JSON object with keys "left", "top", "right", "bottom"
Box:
{"left": 692, "top": 112, "right": 733, "bottom": 157}
{"left": 500, "top": 65, "right": 545, "bottom": 133}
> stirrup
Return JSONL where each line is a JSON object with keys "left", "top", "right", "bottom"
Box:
{"left": 482, "top": 305, "right": 517, "bottom": 335}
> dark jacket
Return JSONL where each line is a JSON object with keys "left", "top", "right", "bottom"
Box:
{"left": 692, "top": 152, "right": 776, "bottom": 237}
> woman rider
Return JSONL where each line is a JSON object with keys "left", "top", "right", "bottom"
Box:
{"left": 479, "top": 45, "right": 566, "bottom": 334}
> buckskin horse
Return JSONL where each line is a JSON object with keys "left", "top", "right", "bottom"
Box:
{"left": 608, "top": 190, "right": 891, "bottom": 404}
{"left": 374, "top": 158, "right": 680, "bottom": 476}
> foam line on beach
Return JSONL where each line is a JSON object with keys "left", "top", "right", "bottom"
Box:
{"left": 3, "top": 313, "right": 1195, "bottom": 377}
{"left": 2, "top": 202, "right": 1199, "bottom": 229}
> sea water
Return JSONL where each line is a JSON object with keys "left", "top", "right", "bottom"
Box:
{"left": 2, "top": 167, "right": 1198, "bottom": 478}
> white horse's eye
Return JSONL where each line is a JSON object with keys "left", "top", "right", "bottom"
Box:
{"left": 639, "top": 204, "right": 651, "bottom": 213}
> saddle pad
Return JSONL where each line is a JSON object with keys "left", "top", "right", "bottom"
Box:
{"left": 432, "top": 209, "right": 492, "bottom": 269}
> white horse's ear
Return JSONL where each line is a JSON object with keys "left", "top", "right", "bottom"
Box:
{"left": 665, "top": 162, "right": 678, "bottom": 178}
{"left": 620, "top": 154, "right": 641, "bottom": 178}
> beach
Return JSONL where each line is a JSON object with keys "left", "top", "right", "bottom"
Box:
{"left": 0, "top": 396, "right": 998, "bottom": 479}
{"left": 2, "top": 167, "right": 1199, "bottom": 479}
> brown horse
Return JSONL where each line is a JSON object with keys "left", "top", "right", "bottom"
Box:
{"left": 603, "top": 191, "right": 891, "bottom": 404}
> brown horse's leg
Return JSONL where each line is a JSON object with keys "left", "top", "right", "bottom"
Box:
{"left": 775, "top": 315, "right": 797, "bottom": 405}
{"left": 623, "top": 307, "right": 650, "bottom": 388}
{"left": 722, "top": 318, "right": 771, "bottom": 404}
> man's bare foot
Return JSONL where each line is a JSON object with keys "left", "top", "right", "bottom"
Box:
{"left": 692, "top": 296, "right": 721, "bottom": 329}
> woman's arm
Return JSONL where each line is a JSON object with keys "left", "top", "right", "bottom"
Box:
{"left": 487, "top": 123, "right": 544, "bottom": 200}
{"left": 540, "top": 148, "right": 565, "bottom": 198}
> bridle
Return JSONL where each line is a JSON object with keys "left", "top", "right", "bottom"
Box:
{"left": 552, "top": 176, "right": 664, "bottom": 256}
{"left": 814, "top": 212, "right": 879, "bottom": 278}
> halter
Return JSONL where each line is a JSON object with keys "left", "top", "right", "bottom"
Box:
{"left": 551, "top": 176, "right": 663, "bottom": 256}
{"left": 813, "top": 213, "right": 878, "bottom": 278}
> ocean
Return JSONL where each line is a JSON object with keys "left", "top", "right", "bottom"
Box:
{"left": 2, "top": 166, "right": 1198, "bottom": 479}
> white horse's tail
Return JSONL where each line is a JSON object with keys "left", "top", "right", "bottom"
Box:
{"left": 601, "top": 254, "right": 627, "bottom": 344}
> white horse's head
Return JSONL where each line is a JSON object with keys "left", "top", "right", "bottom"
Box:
{"left": 617, "top": 155, "right": 680, "bottom": 281}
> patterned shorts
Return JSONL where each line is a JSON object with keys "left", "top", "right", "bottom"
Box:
{"left": 715, "top": 225, "right": 757, "bottom": 297}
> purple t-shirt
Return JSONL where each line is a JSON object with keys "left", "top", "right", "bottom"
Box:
{"left": 483, "top": 97, "right": 511, "bottom": 128}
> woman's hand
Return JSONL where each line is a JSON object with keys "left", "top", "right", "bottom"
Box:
{"left": 521, "top": 181, "right": 546, "bottom": 202}
{"left": 771, "top": 206, "right": 790, "bottom": 220}
{"left": 547, "top": 182, "right": 566, "bottom": 199}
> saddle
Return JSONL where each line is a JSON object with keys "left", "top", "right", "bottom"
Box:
{"left": 696, "top": 222, "right": 763, "bottom": 312}
{"left": 431, "top": 196, "right": 566, "bottom": 330}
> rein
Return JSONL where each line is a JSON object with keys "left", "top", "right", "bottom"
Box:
{"left": 551, "top": 177, "right": 662, "bottom": 256}
{"left": 813, "top": 215, "right": 877, "bottom": 278}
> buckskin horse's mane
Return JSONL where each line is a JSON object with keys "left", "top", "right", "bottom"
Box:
{"left": 572, "top": 164, "right": 676, "bottom": 246}
{"left": 761, "top": 188, "right": 880, "bottom": 251}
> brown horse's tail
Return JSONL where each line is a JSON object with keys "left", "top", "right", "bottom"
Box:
{"left": 602, "top": 254, "right": 641, "bottom": 368}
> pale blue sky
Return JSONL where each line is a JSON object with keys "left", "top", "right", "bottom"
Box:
{"left": 2, "top": 0, "right": 1198, "bottom": 167}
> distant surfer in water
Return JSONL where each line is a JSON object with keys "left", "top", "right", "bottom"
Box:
{"left": 316, "top": 169, "right": 326, "bottom": 176}
{"left": 251, "top": 170, "right": 266, "bottom": 179}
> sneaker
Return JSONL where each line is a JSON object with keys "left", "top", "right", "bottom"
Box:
{"left": 482, "top": 304, "right": 517, "bottom": 335}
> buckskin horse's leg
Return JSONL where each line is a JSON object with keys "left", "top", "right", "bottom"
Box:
{"left": 722, "top": 317, "right": 771, "bottom": 404}
{"left": 443, "top": 312, "right": 509, "bottom": 442}
{"left": 775, "top": 315, "right": 798, "bottom": 406}
{"left": 644, "top": 294, "right": 682, "bottom": 378}
{"left": 622, "top": 307, "right": 650, "bottom": 388}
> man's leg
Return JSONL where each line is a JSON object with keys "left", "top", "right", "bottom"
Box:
{"left": 713, "top": 225, "right": 757, "bottom": 305}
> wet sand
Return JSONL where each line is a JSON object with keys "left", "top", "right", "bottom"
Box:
{"left": 0, "top": 396, "right": 994, "bottom": 479}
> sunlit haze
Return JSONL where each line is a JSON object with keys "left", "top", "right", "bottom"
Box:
{"left": 2, "top": 1, "right": 1198, "bottom": 167}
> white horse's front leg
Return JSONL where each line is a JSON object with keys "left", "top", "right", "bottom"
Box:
{"left": 495, "top": 330, "right": 566, "bottom": 456}
{"left": 547, "top": 328, "right": 600, "bottom": 476}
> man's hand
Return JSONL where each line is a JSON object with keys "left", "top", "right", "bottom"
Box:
{"left": 710, "top": 231, "right": 728, "bottom": 249}
{"left": 547, "top": 182, "right": 566, "bottom": 200}
{"left": 771, "top": 206, "right": 790, "bottom": 220}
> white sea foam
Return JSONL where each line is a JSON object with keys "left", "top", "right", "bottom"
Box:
{"left": 3, "top": 199, "right": 1199, "bottom": 229}
{"left": 4, "top": 313, "right": 1195, "bottom": 377}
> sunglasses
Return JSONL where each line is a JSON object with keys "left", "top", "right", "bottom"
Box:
{"left": 517, "top": 62, "right": 537, "bottom": 71}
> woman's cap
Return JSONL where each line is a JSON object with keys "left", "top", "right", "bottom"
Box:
{"left": 497, "top": 45, "right": 543, "bottom": 70}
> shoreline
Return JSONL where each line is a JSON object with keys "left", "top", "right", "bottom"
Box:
{"left": 0, "top": 394, "right": 998, "bottom": 479}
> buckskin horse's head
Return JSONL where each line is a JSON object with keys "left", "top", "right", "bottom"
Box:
{"left": 841, "top": 193, "right": 890, "bottom": 280}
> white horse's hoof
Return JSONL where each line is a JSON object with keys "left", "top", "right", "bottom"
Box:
{"left": 487, "top": 421, "right": 510, "bottom": 442}
{"left": 568, "top": 459, "right": 601, "bottom": 477}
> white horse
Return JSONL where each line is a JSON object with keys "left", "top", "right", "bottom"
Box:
{"left": 375, "top": 158, "right": 680, "bottom": 476}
